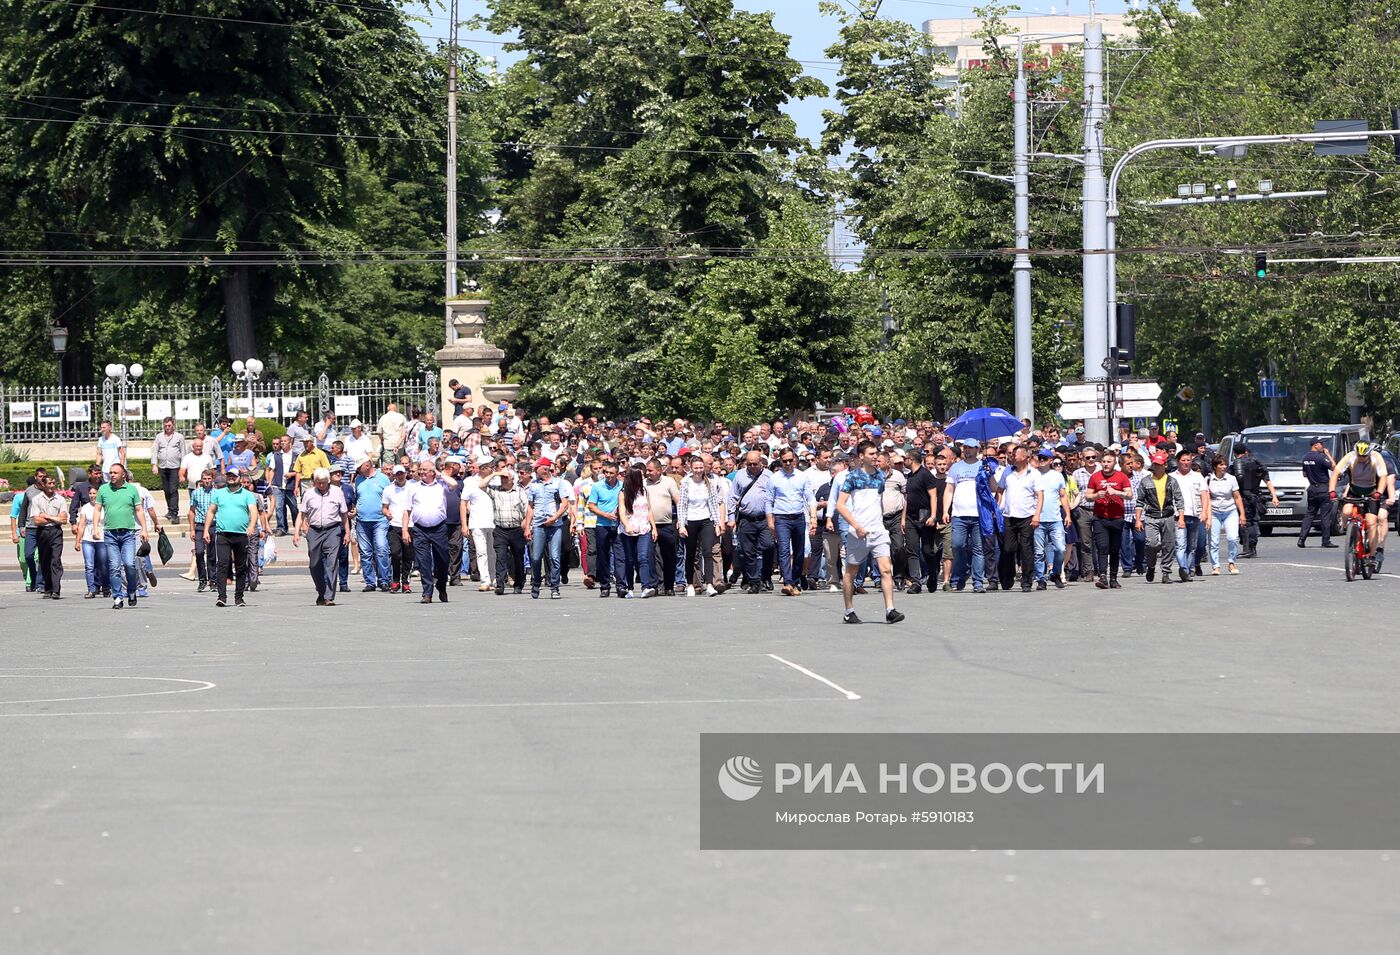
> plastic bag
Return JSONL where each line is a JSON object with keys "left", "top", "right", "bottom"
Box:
{"left": 156, "top": 528, "right": 174, "bottom": 565}
{"left": 262, "top": 536, "right": 278, "bottom": 565}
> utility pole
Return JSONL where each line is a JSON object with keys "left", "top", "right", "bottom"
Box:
{"left": 444, "top": 0, "right": 460, "bottom": 344}
{"left": 1268, "top": 359, "right": 1280, "bottom": 425}
{"left": 1080, "top": 21, "right": 1110, "bottom": 444}
{"left": 1012, "top": 46, "right": 1032, "bottom": 426}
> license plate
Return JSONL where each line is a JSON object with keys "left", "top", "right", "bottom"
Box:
{"left": 1265, "top": 507, "right": 1291, "bottom": 516}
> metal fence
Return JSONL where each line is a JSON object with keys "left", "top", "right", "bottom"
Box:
{"left": 0, "top": 372, "right": 438, "bottom": 444}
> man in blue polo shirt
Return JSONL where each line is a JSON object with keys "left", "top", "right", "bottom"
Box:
{"left": 354, "top": 460, "right": 391, "bottom": 591}
{"left": 585, "top": 461, "right": 622, "bottom": 597}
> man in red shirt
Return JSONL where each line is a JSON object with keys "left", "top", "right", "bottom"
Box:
{"left": 1086, "top": 448, "right": 1133, "bottom": 589}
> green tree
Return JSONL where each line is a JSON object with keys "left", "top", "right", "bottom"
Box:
{"left": 1106, "top": 0, "right": 1400, "bottom": 428}
{"left": 820, "top": 2, "right": 1081, "bottom": 421}
{"left": 475, "top": 0, "right": 835, "bottom": 414}
{"left": 0, "top": 0, "right": 466, "bottom": 381}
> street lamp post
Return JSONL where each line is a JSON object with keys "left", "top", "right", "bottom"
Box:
{"left": 49, "top": 326, "right": 68, "bottom": 391}
{"left": 231, "top": 358, "right": 264, "bottom": 419}
{"left": 104, "top": 361, "right": 144, "bottom": 442}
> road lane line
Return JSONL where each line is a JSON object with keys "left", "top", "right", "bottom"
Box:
{"left": 768, "top": 654, "right": 861, "bottom": 701}
{"left": 1273, "top": 561, "right": 1400, "bottom": 579}
{"left": 0, "top": 696, "right": 844, "bottom": 718}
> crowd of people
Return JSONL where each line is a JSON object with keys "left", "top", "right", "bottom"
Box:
{"left": 10, "top": 399, "right": 1394, "bottom": 619}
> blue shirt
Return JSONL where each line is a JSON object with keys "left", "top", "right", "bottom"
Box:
{"left": 526, "top": 477, "right": 572, "bottom": 526}
{"left": 766, "top": 468, "right": 815, "bottom": 516}
{"left": 664, "top": 437, "right": 687, "bottom": 456}
{"left": 210, "top": 486, "right": 255, "bottom": 534}
{"left": 587, "top": 479, "right": 622, "bottom": 526}
{"left": 421, "top": 426, "right": 445, "bottom": 446}
{"left": 355, "top": 473, "right": 389, "bottom": 523}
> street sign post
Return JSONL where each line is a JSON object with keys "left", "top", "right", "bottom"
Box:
{"left": 1061, "top": 377, "right": 1161, "bottom": 425}
{"left": 1260, "top": 378, "right": 1288, "bottom": 399}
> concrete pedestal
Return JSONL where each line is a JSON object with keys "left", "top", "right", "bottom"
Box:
{"left": 434, "top": 299, "right": 505, "bottom": 417}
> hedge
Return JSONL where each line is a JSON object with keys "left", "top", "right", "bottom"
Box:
{"left": 0, "top": 461, "right": 160, "bottom": 491}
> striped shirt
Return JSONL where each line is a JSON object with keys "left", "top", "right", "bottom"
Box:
{"left": 189, "top": 485, "right": 215, "bottom": 524}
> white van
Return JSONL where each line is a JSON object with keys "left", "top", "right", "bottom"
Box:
{"left": 1217, "top": 425, "right": 1367, "bottom": 533}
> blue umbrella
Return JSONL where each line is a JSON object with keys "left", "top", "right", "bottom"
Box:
{"left": 943, "top": 407, "right": 1023, "bottom": 444}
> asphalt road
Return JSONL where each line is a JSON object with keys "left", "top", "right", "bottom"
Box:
{"left": 1, "top": 535, "right": 1396, "bottom": 954}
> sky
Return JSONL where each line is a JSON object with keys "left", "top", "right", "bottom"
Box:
{"left": 421, "top": 0, "right": 1156, "bottom": 145}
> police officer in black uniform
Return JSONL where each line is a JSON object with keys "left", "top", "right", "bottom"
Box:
{"left": 1297, "top": 436, "right": 1337, "bottom": 548}
{"left": 1229, "top": 442, "right": 1279, "bottom": 557}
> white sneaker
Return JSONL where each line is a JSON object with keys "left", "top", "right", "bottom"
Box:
{"left": 641, "top": 587, "right": 658, "bottom": 598}
{"left": 705, "top": 584, "right": 719, "bottom": 596}
{"left": 685, "top": 585, "right": 696, "bottom": 597}
{"left": 827, "top": 584, "right": 839, "bottom": 593}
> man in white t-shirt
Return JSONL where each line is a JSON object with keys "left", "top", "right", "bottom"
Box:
{"left": 943, "top": 438, "right": 986, "bottom": 592}
{"left": 96, "top": 420, "right": 125, "bottom": 479}
{"left": 1169, "top": 449, "right": 1211, "bottom": 581}
{"left": 179, "top": 438, "right": 214, "bottom": 489}
{"left": 463, "top": 460, "right": 497, "bottom": 591}
{"left": 996, "top": 446, "right": 1040, "bottom": 592}
{"left": 342, "top": 420, "right": 374, "bottom": 463}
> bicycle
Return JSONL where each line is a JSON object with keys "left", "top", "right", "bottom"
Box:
{"left": 1339, "top": 496, "right": 1374, "bottom": 581}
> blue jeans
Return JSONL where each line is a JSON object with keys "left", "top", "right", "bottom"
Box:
{"left": 618, "top": 532, "right": 655, "bottom": 592}
{"left": 530, "top": 522, "right": 563, "bottom": 591}
{"left": 357, "top": 520, "right": 390, "bottom": 588}
{"left": 104, "top": 528, "right": 140, "bottom": 598}
{"left": 951, "top": 516, "right": 985, "bottom": 589}
{"left": 278, "top": 483, "right": 298, "bottom": 533}
{"left": 1209, "top": 507, "right": 1240, "bottom": 567}
{"left": 1034, "top": 520, "right": 1066, "bottom": 583}
{"left": 1175, "top": 516, "right": 1201, "bottom": 572}
{"left": 82, "top": 539, "right": 109, "bottom": 594}
{"left": 23, "top": 526, "right": 45, "bottom": 590}
{"left": 772, "top": 513, "right": 807, "bottom": 587}
{"left": 1121, "top": 519, "right": 1146, "bottom": 572}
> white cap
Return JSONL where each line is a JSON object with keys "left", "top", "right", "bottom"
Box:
{"left": 350, "top": 419, "right": 363, "bottom": 428}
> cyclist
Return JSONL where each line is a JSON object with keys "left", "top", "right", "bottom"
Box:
{"left": 1328, "top": 441, "right": 1389, "bottom": 563}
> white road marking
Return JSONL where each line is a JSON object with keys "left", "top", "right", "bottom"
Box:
{"left": 0, "top": 696, "right": 844, "bottom": 718}
{"left": 1273, "top": 561, "right": 1400, "bottom": 579}
{"left": 0, "top": 675, "right": 216, "bottom": 706}
{"left": 0, "top": 653, "right": 776, "bottom": 672}
{"left": 767, "top": 653, "right": 861, "bottom": 701}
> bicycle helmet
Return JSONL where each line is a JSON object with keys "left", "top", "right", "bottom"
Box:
{"left": 1356, "top": 441, "right": 1371, "bottom": 456}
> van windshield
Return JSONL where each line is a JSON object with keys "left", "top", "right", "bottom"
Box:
{"left": 1240, "top": 433, "right": 1337, "bottom": 467}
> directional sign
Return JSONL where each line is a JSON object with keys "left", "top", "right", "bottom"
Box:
{"left": 1058, "top": 401, "right": 1104, "bottom": 420}
{"left": 1113, "top": 399, "right": 1164, "bottom": 418}
{"left": 1115, "top": 379, "right": 1161, "bottom": 402}
{"left": 1058, "top": 381, "right": 1107, "bottom": 404}
{"left": 1260, "top": 379, "right": 1288, "bottom": 399}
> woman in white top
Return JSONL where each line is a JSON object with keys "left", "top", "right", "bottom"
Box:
{"left": 1206, "top": 455, "right": 1246, "bottom": 574}
{"left": 678, "top": 454, "right": 727, "bottom": 595}
{"left": 617, "top": 466, "right": 658, "bottom": 598}
{"left": 73, "top": 500, "right": 108, "bottom": 597}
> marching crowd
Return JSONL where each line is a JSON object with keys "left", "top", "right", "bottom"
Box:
{"left": 11, "top": 394, "right": 1336, "bottom": 622}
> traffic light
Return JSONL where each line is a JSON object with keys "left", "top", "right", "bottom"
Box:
{"left": 1109, "top": 346, "right": 1132, "bottom": 377}
{"left": 1115, "top": 303, "right": 1137, "bottom": 360}
{"left": 1254, "top": 251, "right": 1268, "bottom": 279}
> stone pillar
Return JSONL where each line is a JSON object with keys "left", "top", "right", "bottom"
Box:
{"left": 433, "top": 298, "right": 516, "bottom": 418}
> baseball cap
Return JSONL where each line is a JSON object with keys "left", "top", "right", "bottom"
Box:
{"left": 1150, "top": 450, "right": 1169, "bottom": 465}
{"left": 1036, "top": 448, "right": 1056, "bottom": 460}
{"left": 498, "top": 402, "right": 508, "bottom": 411}
{"left": 1075, "top": 426, "right": 1086, "bottom": 434}
{"left": 328, "top": 464, "right": 344, "bottom": 474}
{"left": 881, "top": 439, "right": 895, "bottom": 448}
{"left": 534, "top": 457, "right": 553, "bottom": 469}
{"left": 350, "top": 419, "right": 363, "bottom": 428}
{"left": 1194, "top": 431, "right": 1206, "bottom": 439}
{"left": 833, "top": 451, "right": 849, "bottom": 462}
{"left": 392, "top": 465, "right": 407, "bottom": 475}
{"left": 1137, "top": 428, "right": 1149, "bottom": 437}
{"left": 959, "top": 438, "right": 979, "bottom": 448}
{"left": 302, "top": 434, "right": 315, "bottom": 443}
{"left": 227, "top": 467, "right": 242, "bottom": 476}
